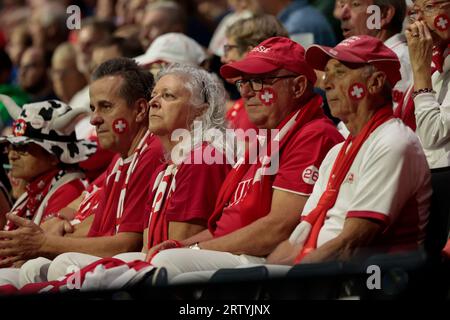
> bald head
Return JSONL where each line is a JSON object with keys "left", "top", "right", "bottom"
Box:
{"left": 51, "top": 43, "right": 87, "bottom": 102}
{"left": 19, "top": 47, "right": 50, "bottom": 93}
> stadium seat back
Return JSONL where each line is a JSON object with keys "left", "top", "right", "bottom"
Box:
{"left": 200, "top": 266, "right": 268, "bottom": 300}
{"left": 426, "top": 166, "right": 450, "bottom": 258}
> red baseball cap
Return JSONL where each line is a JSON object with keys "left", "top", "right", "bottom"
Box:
{"left": 220, "top": 37, "right": 317, "bottom": 84}
{"left": 305, "top": 35, "right": 401, "bottom": 86}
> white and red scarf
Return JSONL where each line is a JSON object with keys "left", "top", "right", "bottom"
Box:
{"left": 290, "top": 106, "right": 394, "bottom": 263}
{"left": 208, "top": 94, "right": 325, "bottom": 234}
{"left": 4, "top": 169, "right": 64, "bottom": 231}
{"left": 93, "top": 131, "right": 151, "bottom": 235}
{"left": 146, "top": 163, "right": 177, "bottom": 248}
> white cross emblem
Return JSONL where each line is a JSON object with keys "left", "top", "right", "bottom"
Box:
{"left": 437, "top": 16, "right": 449, "bottom": 31}
{"left": 261, "top": 91, "right": 273, "bottom": 103}
{"left": 259, "top": 89, "right": 276, "bottom": 105}
{"left": 114, "top": 120, "right": 127, "bottom": 133}
{"left": 351, "top": 85, "right": 364, "bottom": 99}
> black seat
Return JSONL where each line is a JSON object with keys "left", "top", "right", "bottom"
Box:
{"left": 200, "top": 266, "right": 268, "bottom": 300}
{"left": 425, "top": 166, "right": 450, "bottom": 260}
{"left": 266, "top": 261, "right": 346, "bottom": 300}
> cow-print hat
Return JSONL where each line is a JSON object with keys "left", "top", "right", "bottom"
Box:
{"left": 0, "top": 100, "right": 97, "bottom": 164}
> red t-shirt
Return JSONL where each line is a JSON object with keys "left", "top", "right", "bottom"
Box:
{"left": 71, "top": 171, "right": 109, "bottom": 224}
{"left": 145, "top": 144, "right": 231, "bottom": 247}
{"left": 212, "top": 117, "right": 344, "bottom": 238}
{"left": 226, "top": 99, "right": 258, "bottom": 131}
{"left": 42, "top": 179, "right": 86, "bottom": 221}
{"left": 88, "top": 134, "right": 164, "bottom": 237}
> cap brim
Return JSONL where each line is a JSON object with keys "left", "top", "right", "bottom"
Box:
{"left": 305, "top": 45, "right": 366, "bottom": 71}
{"left": 134, "top": 53, "right": 153, "bottom": 66}
{"left": 220, "top": 57, "right": 279, "bottom": 79}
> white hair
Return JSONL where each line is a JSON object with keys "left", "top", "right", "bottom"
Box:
{"left": 156, "top": 64, "right": 233, "bottom": 161}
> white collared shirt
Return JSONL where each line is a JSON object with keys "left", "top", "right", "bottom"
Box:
{"left": 384, "top": 33, "right": 413, "bottom": 111}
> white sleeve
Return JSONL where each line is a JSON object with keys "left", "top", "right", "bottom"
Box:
{"left": 346, "top": 136, "right": 420, "bottom": 226}
{"left": 414, "top": 91, "right": 450, "bottom": 149}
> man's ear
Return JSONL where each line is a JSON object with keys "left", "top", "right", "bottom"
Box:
{"left": 367, "top": 71, "right": 387, "bottom": 95}
{"left": 135, "top": 98, "right": 150, "bottom": 123}
{"left": 380, "top": 5, "right": 396, "bottom": 29}
{"left": 292, "top": 75, "right": 308, "bottom": 99}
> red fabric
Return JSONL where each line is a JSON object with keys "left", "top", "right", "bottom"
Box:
{"left": 226, "top": 99, "right": 258, "bottom": 131}
{"left": 72, "top": 172, "right": 108, "bottom": 223}
{"left": 5, "top": 170, "right": 84, "bottom": 230}
{"left": 20, "top": 281, "right": 61, "bottom": 294}
{"left": 346, "top": 211, "right": 390, "bottom": 226}
{"left": 24, "top": 170, "right": 59, "bottom": 219}
{"left": 88, "top": 134, "right": 164, "bottom": 237}
{"left": 18, "top": 258, "right": 154, "bottom": 294}
{"left": 432, "top": 43, "right": 450, "bottom": 74}
{"left": 294, "top": 105, "right": 394, "bottom": 263}
{"left": 146, "top": 145, "right": 231, "bottom": 248}
{"left": 208, "top": 95, "right": 342, "bottom": 237}
{"left": 442, "top": 239, "right": 450, "bottom": 260}
{"left": 43, "top": 179, "right": 86, "bottom": 221}
{"left": 394, "top": 86, "right": 416, "bottom": 131}
{"left": 220, "top": 37, "right": 317, "bottom": 84}
{"left": 306, "top": 35, "right": 401, "bottom": 86}
{"left": 79, "top": 136, "right": 118, "bottom": 183}
{"left": 0, "top": 284, "right": 18, "bottom": 295}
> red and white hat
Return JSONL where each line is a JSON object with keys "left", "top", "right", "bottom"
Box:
{"left": 305, "top": 35, "right": 401, "bottom": 86}
{"left": 220, "top": 36, "right": 317, "bottom": 84}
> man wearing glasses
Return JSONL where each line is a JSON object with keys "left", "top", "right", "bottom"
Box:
{"left": 149, "top": 37, "right": 343, "bottom": 282}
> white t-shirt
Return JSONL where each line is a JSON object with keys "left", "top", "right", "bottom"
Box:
{"left": 301, "top": 118, "right": 431, "bottom": 253}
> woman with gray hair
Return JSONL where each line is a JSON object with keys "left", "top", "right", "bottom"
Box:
{"left": 27, "top": 64, "right": 233, "bottom": 288}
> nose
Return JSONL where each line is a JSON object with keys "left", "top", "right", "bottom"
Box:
{"left": 340, "top": 4, "right": 351, "bottom": 20}
{"left": 90, "top": 110, "right": 104, "bottom": 127}
{"left": 323, "top": 73, "right": 333, "bottom": 92}
{"left": 149, "top": 95, "right": 161, "bottom": 109}
{"left": 8, "top": 149, "right": 19, "bottom": 161}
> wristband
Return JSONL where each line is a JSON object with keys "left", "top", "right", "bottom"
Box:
{"left": 168, "top": 239, "right": 184, "bottom": 248}
{"left": 412, "top": 88, "right": 436, "bottom": 100}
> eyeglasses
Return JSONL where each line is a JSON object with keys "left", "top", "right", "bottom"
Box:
{"left": 6, "top": 144, "right": 31, "bottom": 156}
{"left": 409, "top": 1, "right": 450, "bottom": 21}
{"left": 223, "top": 44, "right": 239, "bottom": 55}
{"left": 235, "top": 75, "right": 297, "bottom": 92}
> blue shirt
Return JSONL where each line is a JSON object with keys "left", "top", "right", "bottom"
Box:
{"left": 278, "top": 0, "right": 337, "bottom": 47}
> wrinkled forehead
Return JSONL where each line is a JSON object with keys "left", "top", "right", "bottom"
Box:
{"left": 154, "top": 73, "right": 191, "bottom": 93}
{"left": 337, "top": 0, "right": 374, "bottom": 6}
{"left": 324, "top": 59, "right": 347, "bottom": 70}
{"left": 325, "top": 58, "right": 368, "bottom": 71}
